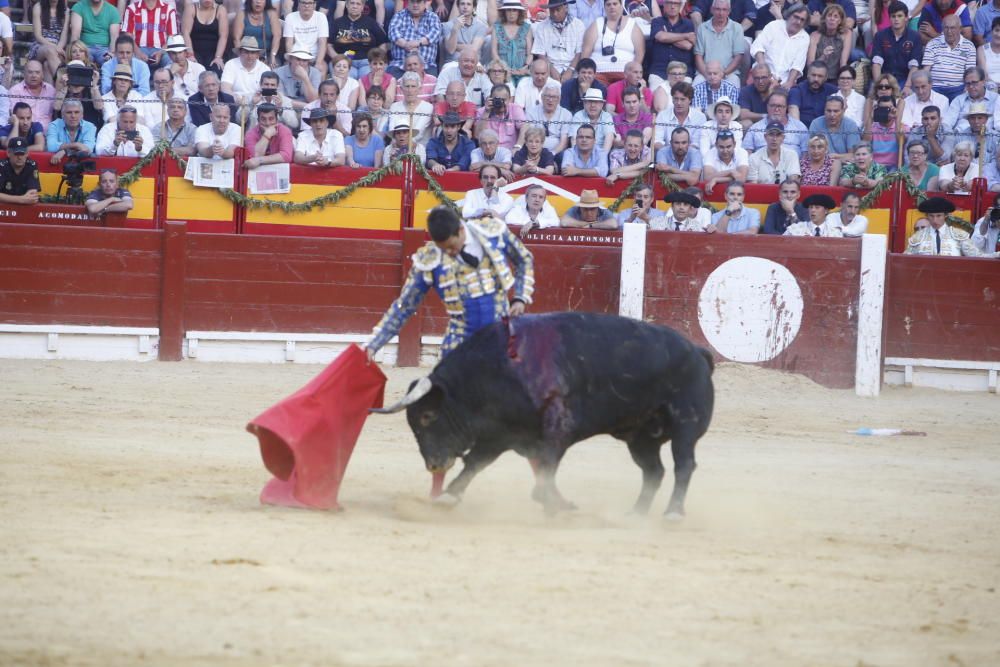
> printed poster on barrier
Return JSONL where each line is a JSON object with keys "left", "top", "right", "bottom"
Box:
{"left": 247, "top": 164, "right": 291, "bottom": 195}
{"left": 189, "top": 157, "right": 235, "bottom": 189}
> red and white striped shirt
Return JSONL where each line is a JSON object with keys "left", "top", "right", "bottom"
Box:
{"left": 121, "top": 0, "right": 178, "bottom": 50}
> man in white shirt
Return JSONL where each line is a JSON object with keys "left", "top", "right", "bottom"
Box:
{"left": 784, "top": 193, "right": 845, "bottom": 236}
{"left": 748, "top": 121, "right": 801, "bottom": 184}
{"left": 901, "top": 71, "right": 949, "bottom": 128}
{"left": 283, "top": 0, "right": 329, "bottom": 73}
{"left": 462, "top": 164, "right": 514, "bottom": 220}
{"left": 221, "top": 36, "right": 270, "bottom": 107}
{"left": 515, "top": 58, "right": 562, "bottom": 109}
{"left": 139, "top": 67, "right": 176, "bottom": 132}
{"left": 194, "top": 104, "right": 242, "bottom": 159}
{"left": 95, "top": 106, "right": 155, "bottom": 157}
{"left": 507, "top": 183, "right": 561, "bottom": 234}
{"left": 749, "top": 3, "right": 810, "bottom": 89}
{"left": 702, "top": 130, "right": 749, "bottom": 194}
{"left": 165, "top": 34, "right": 204, "bottom": 100}
{"left": 825, "top": 192, "right": 868, "bottom": 237}
{"left": 433, "top": 46, "right": 492, "bottom": 106}
{"left": 532, "top": 0, "right": 586, "bottom": 80}
{"left": 294, "top": 108, "right": 347, "bottom": 167}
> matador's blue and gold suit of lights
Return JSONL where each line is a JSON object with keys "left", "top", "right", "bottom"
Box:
{"left": 367, "top": 217, "right": 535, "bottom": 357}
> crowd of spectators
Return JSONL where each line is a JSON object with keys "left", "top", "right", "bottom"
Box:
{"left": 1, "top": 0, "right": 1000, "bottom": 249}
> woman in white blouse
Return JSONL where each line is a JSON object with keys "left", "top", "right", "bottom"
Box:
{"left": 580, "top": 0, "right": 645, "bottom": 85}
{"left": 834, "top": 64, "right": 866, "bottom": 128}
{"left": 101, "top": 67, "right": 144, "bottom": 124}
{"left": 977, "top": 18, "right": 1000, "bottom": 87}
{"left": 938, "top": 142, "right": 979, "bottom": 195}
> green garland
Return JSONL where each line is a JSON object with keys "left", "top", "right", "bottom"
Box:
{"left": 213, "top": 156, "right": 407, "bottom": 212}
{"left": 409, "top": 156, "right": 461, "bottom": 214}
{"left": 857, "top": 170, "right": 973, "bottom": 233}
{"left": 608, "top": 172, "right": 647, "bottom": 213}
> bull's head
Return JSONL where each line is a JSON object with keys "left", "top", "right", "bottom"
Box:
{"left": 370, "top": 377, "right": 468, "bottom": 473}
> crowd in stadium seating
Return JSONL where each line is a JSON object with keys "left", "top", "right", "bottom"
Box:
{"left": 3, "top": 0, "right": 1000, "bottom": 247}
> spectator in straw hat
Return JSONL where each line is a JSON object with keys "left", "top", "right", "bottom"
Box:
{"left": 560, "top": 188, "right": 617, "bottom": 228}
{"left": 294, "top": 108, "right": 347, "bottom": 167}
{"left": 382, "top": 121, "right": 427, "bottom": 166}
{"left": 100, "top": 64, "right": 144, "bottom": 124}
{"left": 276, "top": 47, "right": 322, "bottom": 109}
{"left": 530, "top": 0, "right": 586, "bottom": 81}
{"left": 221, "top": 36, "right": 270, "bottom": 106}
{"left": 570, "top": 87, "right": 614, "bottom": 152}
{"left": 164, "top": 34, "right": 205, "bottom": 100}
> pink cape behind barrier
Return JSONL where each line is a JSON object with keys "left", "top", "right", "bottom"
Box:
{"left": 247, "top": 344, "right": 387, "bottom": 510}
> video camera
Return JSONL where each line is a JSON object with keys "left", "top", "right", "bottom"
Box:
{"left": 67, "top": 63, "right": 94, "bottom": 88}
{"left": 60, "top": 154, "right": 98, "bottom": 205}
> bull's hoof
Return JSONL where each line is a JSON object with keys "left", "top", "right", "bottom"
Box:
{"left": 431, "top": 492, "right": 461, "bottom": 508}
{"left": 532, "top": 486, "right": 577, "bottom": 512}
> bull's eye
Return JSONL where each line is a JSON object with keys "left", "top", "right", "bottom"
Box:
{"left": 419, "top": 411, "right": 438, "bottom": 427}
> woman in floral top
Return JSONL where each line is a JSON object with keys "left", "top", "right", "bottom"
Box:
{"left": 800, "top": 134, "right": 841, "bottom": 186}
{"left": 839, "top": 143, "right": 887, "bottom": 189}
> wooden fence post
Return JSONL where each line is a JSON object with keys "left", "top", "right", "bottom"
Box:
{"left": 159, "top": 220, "right": 187, "bottom": 361}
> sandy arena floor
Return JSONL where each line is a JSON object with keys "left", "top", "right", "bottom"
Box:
{"left": 1, "top": 358, "right": 999, "bottom": 667}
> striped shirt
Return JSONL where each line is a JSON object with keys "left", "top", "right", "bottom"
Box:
{"left": 120, "top": 0, "right": 178, "bottom": 50}
{"left": 922, "top": 35, "right": 977, "bottom": 88}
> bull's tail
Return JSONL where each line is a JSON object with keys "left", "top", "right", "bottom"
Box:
{"left": 699, "top": 347, "right": 715, "bottom": 374}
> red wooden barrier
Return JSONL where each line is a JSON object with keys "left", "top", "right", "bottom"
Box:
{"left": 884, "top": 253, "right": 1000, "bottom": 360}
{"left": 159, "top": 221, "right": 187, "bottom": 361}
{"left": 181, "top": 232, "right": 403, "bottom": 334}
{"left": 0, "top": 223, "right": 162, "bottom": 327}
{"left": 643, "top": 233, "right": 863, "bottom": 388}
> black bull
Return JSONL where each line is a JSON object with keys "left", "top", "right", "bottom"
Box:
{"left": 372, "top": 312, "right": 715, "bottom": 518}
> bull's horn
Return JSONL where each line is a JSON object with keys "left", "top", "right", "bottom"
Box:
{"left": 369, "top": 377, "right": 433, "bottom": 414}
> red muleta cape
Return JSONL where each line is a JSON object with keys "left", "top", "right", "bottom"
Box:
{"left": 247, "top": 344, "right": 387, "bottom": 510}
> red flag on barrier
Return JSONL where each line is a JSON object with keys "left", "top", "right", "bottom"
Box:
{"left": 247, "top": 344, "right": 387, "bottom": 510}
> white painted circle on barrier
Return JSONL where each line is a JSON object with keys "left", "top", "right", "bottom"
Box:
{"left": 697, "top": 257, "right": 804, "bottom": 363}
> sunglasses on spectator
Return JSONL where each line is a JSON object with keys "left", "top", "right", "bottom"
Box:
{"left": 877, "top": 83, "right": 891, "bottom": 89}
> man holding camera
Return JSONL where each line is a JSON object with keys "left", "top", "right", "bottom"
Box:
{"left": 475, "top": 85, "right": 525, "bottom": 151}
{"left": 616, "top": 183, "right": 664, "bottom": 226}
{"left": 0, "top": 138, "right": 41, "bottom": 206}
{"left": 0, "top": 103, "right": 45, "bottom": 152}
{"left": 971, "top": 194, "right": 1000, "bottom": 253}
{"left": 45, "top": 100, "right": 98, "bottom": 165}
{"left": 85, "top": 168, "right": 134, "bottom": 216}
{"left": 95, "top": 106, "right": 154, "bottom": 157}
{"left": 252, "top": 72, "right": 301, "bottom": 131}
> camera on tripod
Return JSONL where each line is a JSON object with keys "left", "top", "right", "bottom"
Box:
{"left": 59, "top": 153, "right": 97, "bottom": 205}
